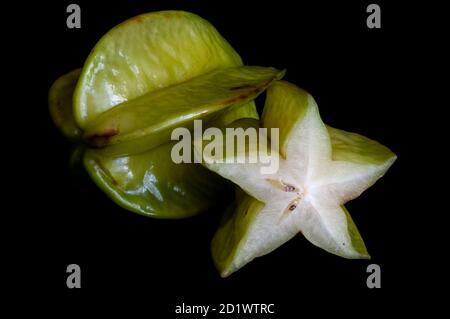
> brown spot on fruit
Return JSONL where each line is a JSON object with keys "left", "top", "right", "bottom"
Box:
{"left": 284, "top": 185, "right": 296, "bottom": 192}
{"left": 94, "top": 158, "right": 120, "bottom": 187}
{"left": 222, "top": 92, "right": 253, "bottom": 105}
{"left": 86, "top": 127, "right": 119, "bottom": 147}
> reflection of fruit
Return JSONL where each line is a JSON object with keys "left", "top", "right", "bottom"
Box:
{"left": 49, "top": 11, "right": 282, "bottom": 218}
{"left": 195, "top": 81, "right": 396, "bottom": 277}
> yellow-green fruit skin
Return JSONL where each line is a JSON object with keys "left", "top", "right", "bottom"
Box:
{"left": 74, "top": 11, "right": 243, "bottom": 129}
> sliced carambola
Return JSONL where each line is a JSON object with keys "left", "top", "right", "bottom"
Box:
{"left": 195, "top": 81, "right": 396, "bottom": 276}
{"left": 84, "top": 66, "right": 284, "bottom": 157}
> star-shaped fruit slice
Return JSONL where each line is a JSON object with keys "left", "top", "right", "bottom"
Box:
{"left": 194, "top": 81, "right": 396, "bottom": 276}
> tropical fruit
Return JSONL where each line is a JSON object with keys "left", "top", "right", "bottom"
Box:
{"left": 49, "top": 11, "right": 282, "bottom": 217}
{"left": 195, "top": 81, "right": 396, "bottom": 276}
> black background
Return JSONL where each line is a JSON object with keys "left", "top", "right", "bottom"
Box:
{"left": 7, "top": 0, "right": 433, "bottom": 315}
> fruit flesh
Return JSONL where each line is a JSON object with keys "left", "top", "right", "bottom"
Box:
{"left": 195, "top": 81, "right": 396, "bottom": 276}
